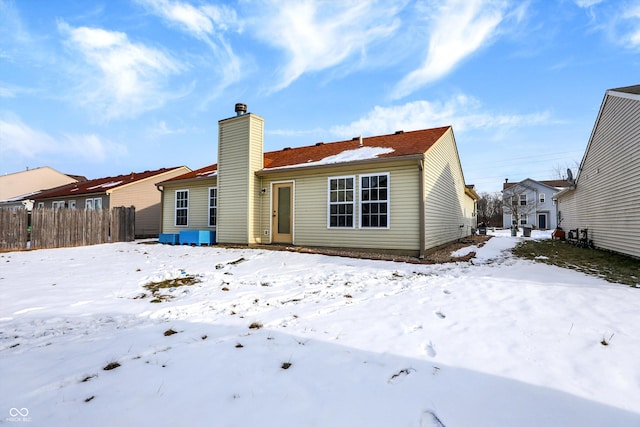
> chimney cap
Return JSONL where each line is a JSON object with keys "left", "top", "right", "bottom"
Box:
{"left": 235, "top": 103, "right": 247, "bottom": 116}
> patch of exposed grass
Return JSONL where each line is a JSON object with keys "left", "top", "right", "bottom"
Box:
{"left": 142, "top": 274, "right": 201, "bottom": 302}
{"left": 248, "top": 322, "right": 263, "bottom": 330}
{"left": 513, "top": 239, "right": 639, "bottom": 287}
{"left": 103, "top": 362, "right": 120, "bottom": 371}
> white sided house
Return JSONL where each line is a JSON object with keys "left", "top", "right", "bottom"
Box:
{"left": 158, "top": 104, "right": 478, "bottom": 257}
{"left": 502, "top": 178, "right": 572, "bottom": 230}
{"left": 554, "top": 85, "right": 640, "bottom": 259}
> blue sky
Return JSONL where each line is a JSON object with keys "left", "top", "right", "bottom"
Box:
{"left": 1, "top": 0, "right": 638, "bottom": 193}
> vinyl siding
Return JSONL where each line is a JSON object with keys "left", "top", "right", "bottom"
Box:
{"left": 111, "top": 167, "right": 189, "bottom": 237}
{"left": 557, "top": 92, "right": 640, "bottom": 258}
{"left": 160, "top": 180, "right": 217, "bottom": 233}
{"left": 258, "top": 161, "right": 421, "bottom": 251}
{"left": 502, "top": 180, "right": 561, "bottom": 229}
{"left": 36, "top": 194, "right": 110, "bottom": 211}
{"left": 217, "top": 113, "right": 264, "bottom": 244}
{"left": 0, "top": 167, "right": 78, "bottom": 201}
{"left": 423, "top": 129, "right": 472, "bottom": 249}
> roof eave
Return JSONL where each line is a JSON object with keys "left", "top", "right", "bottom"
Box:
{"left": 256, "top": 154, "right": 425, "bottom": 176}
{"left": 156, "top": 175, "right": 217, "bottom": 186}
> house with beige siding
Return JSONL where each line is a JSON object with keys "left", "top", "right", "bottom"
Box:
{"left": 554, "top": 84, "right": 640, "bottom": 259}
{"left": 32, "top": 166, "right": 190, "bottom": 237}
{"left": 158, "top": 104, "right": 478, "bottom": 257}
{"left": 0, "top": 166, "right": 85, "bottom": 210}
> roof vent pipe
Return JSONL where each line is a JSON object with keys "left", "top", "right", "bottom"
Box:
{"left": 359, "top": 136, "right": 363, "bottom": 147}
{"left": 235, "top": 103, "right": 247, "bottom": 116}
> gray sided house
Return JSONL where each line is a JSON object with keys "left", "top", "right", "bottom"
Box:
{"left": 32, "top": 167, "right": 190, "bottom": 237}
{"left": 502, "top": 179, "right": 572, "bottom": 230}
{"left": 158, "top": 105, "right": 479, "bottom": 257}
{"left": 554, "top": 85, "right": 640, "bottom": 258}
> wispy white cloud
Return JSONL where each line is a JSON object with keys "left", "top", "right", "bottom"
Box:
{"left": 0, "top": 115, "right": 126, "bottom": 162}
{"left": 135, "top": 0, "right": 242, "bottom": 98}
{"left": 251, "top": 0, "right": 401, "bottom": 92}
{"left": 149, "top": 120, "right": 192, "bottom": 137}
{"left": 621, "top": 3, "right": 640, "bottom": 48}
{"left": 392, "top": 0, "right": 509, "bottom": 99}
{"left": 574, "top": 0, "right": 605, "bottom": 7}
{"left": 574, "top": 0, "right": 640, "bottom": 50}
{"left": 330, "top": 95, "right": 551, "bottom": 138}
{"left": 58, "top": 21, "right": 184, "bottom": 121}
{"left": 0, "top": 115, "right": 55, "bottom": 157}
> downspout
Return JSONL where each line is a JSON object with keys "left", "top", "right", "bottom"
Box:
{"left": 156, "top": 185, "right": 164, "bottom": 234}
{"left": 259, "top": 176, "right": 263, "bottom": 244}
{"left": 418, "top": 159, "right": 426, "bottom": 259}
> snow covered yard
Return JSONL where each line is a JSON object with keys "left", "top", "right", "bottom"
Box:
{"left": 1, "top": 231, "right": 639, "bottom": 427}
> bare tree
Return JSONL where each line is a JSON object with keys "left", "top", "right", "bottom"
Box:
{"left": 551, "top": 161, "right": 580, "bottom": 181}
{"left": 477, "top": 192, "right": 503, "bottom": 226}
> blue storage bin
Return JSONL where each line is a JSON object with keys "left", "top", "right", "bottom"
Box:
{"left": 158, "top": 233, "right": 180, "bottom": 245}
{"left": 179, "top": 230, "right": 216, "bottom": 246}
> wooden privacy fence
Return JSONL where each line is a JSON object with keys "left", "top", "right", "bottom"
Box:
{"left": 0, "top": 207, "right": 135, "bottom": 251}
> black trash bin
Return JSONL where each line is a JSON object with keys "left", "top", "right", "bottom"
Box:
{"left": 478, "top": 222, "right": 487, "bottom": 235}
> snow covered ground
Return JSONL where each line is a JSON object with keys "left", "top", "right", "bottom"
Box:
{"left": 1, "top": 230, "right": 639, "bottom": 427}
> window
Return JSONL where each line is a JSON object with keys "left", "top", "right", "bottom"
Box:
{"left": 175, "top": 190, "right": 189, "bottom": 226}
{"left": 360, "top": 173, "right": 389, "bottom": 228}
{"left": 539, "top": 193, "right": 545, "bottom": 203}
{"left": 519, "top": 194, "right": 527, "bottom": 206}
{"left": 208, "top": 187, "right": 217, "bottom": 227}
{"left": 520, "top": 216, "right": 527, "bottom": 225}
{"left": 52, "top": 201, "right": 65, "bottom": 209}
{"left": 328, "top": 176, "right": 354, "bottom": 228}
{"left": 85, "top": 198, "right": 103, "bottom": 210}
{"left": 511, "top": 196, "right": 517, "bottom": 206}
{"left": 69, "top": 200, "right": 76, "bottom": 209}
{"left": 37, "top": 202, "right": 44, "bottom": 209}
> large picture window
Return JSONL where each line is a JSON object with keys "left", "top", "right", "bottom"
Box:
{"left": 208, "top": 187, "right": 217, "bottom": 227}
{"left": 175, "top": 190, "right": 189, "bottom": 226}
{"left": 360, "top": 173, "right": 389, "bottom": 228}
{"left": 328, "top": 176, "right": 355, "bottom": 228}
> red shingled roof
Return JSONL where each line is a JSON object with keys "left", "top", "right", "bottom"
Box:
{"left": 263, "top": 127, "right": 450, "bottom": 169}
{"left": 34, "top": 167, "right": 183, "bottom": 199}
{"left": 162, "top": 126, "right": 451, "bottom": 184}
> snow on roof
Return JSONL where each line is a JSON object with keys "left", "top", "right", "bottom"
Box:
{"left": 196, "top": 170, "right": 218, "bottom": 177}
{"left": 87, "top": 180, "right": 123, "bottom": 190}
{"left": 269, "top": 146, "right": 395, "bottom": 170}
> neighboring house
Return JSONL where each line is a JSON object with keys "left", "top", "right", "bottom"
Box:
{"left": 502, "top": 178, "right": 572, "bottom": 230}
{"left": 33, "top": 167, "right": 190, "bottom": 237}
{"left": 157, "top": 104, "right": 478, "bottom": 257}
{"left": 0, "top": 166, "right": 85, "bottom": 210}
{"left": 554, "top": 84, "right": 640, "bottom": 258}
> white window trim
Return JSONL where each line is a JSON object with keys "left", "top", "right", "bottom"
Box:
{"left": 539, "top": 193, "right": 545, "bottom": 203}
{"left": 327, "top": 175, "right": 356, "bottom": 229}
{"left": 208, "top": 187, "right": 217, "bottom": 227}
{"left": 52, "top": 201, "right": 65, "bottom": 209}
{"left": 69, "top": 200, "right": 76, "bottom": 209}
{"left": 175, "top": 189, "right": 189, "bottom": 227}
{"left": 519, "top": 194, "right": 527, "bottom": 206}
{"left": 85, "top": 197, "right": 103, "bottom": 210}
{"left": 37, "top": 202, "right": 44, "bottom": 209}
{"left": 359, "top": 172, "right": 390, "bottom": 229}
